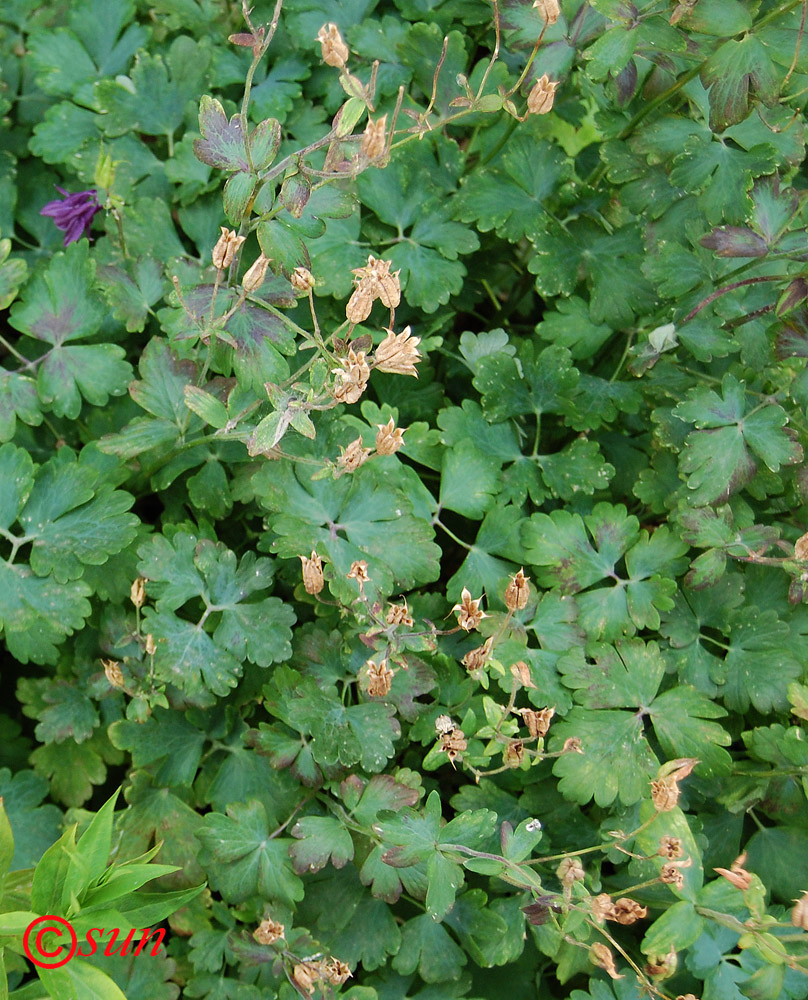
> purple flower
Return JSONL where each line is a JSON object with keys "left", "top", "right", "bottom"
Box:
{"left": 40, "top": 187, "right": 101, "bottom": 246}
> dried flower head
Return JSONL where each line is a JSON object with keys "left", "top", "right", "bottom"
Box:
{"left": 130, "top": 577, "right": 146, "bottom": 609}
{"left": 300, "top": 550, "right": 325, "bottom": 596}
{"left": 611, "top": 897, "right": 648, "bottom": 925}
{"left": 292, "top": 962, "right": 321, "bottom": 995}
{"left": 337, "top": 436, "right": 372, "bottom": 476}
{"left": 145, "top": 633, "right": 156, "bottom": 655}
{"left": 242, "top": 252, "right": 271, "bottom": 292}
{"left": 316, "top": 23, "right": 349, "bottom": 67}
{"left": 795, "top": 530, "right": 808, "bottom": 560}
{"left": 674, "top": 995, "right": 700, "bottom": 1000}
{"left": 323, "top": 958, "right": 352, "bottom": 986}
{"left": 452, "top": 587, "right": 487, "bottom": 631}
{"left": 510, "top": 659, "right": 536, "bottom": 689}
{"left": 212, "top": 227, "right": 246, "bottom": 270}
{"left": 333, "top": 348, "right": 370, "bottom": 405}
{"left": 347, "top": 560, "right": 371, "bottom": 590}
{"left": 253, "top": 918, "right": 284, "bottom": 945}
{"left": 527, "top": 73, "right": 560, "bottom": 115}
{"left": 658, "top": 836, "right": 683, "bottom": 860}
{"left": 521, "top": 706, "right": 555, "bottom": 739}
{"left": 291, "top": 266, "right": 316, "bottom": 292}
{"left": 462, "top": 636, "right": 494, "bottom": 673}
{"left": 562, "top": 736, "right": 584, "bottom": 754}
{"left": 386, "top": 599, "right": 414, "bottom": 627}
{"left": 714, "top": 853, "right": 753, "bottom": 891}
{"left": 361, "top": 115, "right": 388, "bottom": 160}
{"left": 533, "top": 0, "right": 561, "bottom": 22}
{"left": 436, "top": 714, "right": 455, "bottom": 734}
{"left": 792, "top": 890, "right": 808, "bottom": 930}
{"left": 504, "top": 567, "right": 531, "bottom": 611}
{"left": 589, "top": 942, "right": 623, "bottom": 980}
{"left": 40, "top": 186, "right": 101, "bottom": 245}
{"left": 440, "top": 727, "right": 468, "bottom": 766}
{"left": 645, "top": 946, "right": 677, "bottom": 978}
{"left": 373, "top": 326, "right": 422, "bottom": 376}
{"left": 375, "top": 417, "right": 406, "bottom": 455}
{"left": 557, "top": 857, "right": 585, "bottom": 886}
{"left": 366, "top": 658, "right": 395, "bottom": 697}
{"left": 503, "top": 739, "right": 525, "bottom": 767}
{"left": 102, "top": 659, "right": 125, "bottom": 689}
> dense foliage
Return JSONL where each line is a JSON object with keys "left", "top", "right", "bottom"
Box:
{"left": 2, "top": 0, "right": 808, "bottom": 998}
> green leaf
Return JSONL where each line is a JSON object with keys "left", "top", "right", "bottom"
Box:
{"left": 0, "top": 768, "right": 62, "bottom": 870}
{"left": 439, "top": 440, "right": 501, "bottom": 519}
{"left": 0, "top": 562, "right": 91, "bottom": 665}
{"left": 523, "top": 504, "right": 687, "bottom": 638}
{"left": 253, "top": 461, "right": 440, "bottom": 603}
{"left": 136, "top": 531, "right": 295, "bottom": 702}
{"left": 196, "top": 799, "right": 304, "bottom": 906}
{"left": 37, "top": 961, "right": 129, "bottom": 1000}
{"left": 95, "top": 37, "right": 210, "bottom": 137}
{"left": 289, "top": 816, "right": 354, "bottom": 874}
{"left": 453, "top": 135, "right": 570, "bottom": 242}
{"left": 701, "top": 36, "right": 779, "bottom": 132}
{"left": 392, "top": 914, "right": 466, "bottom": 983}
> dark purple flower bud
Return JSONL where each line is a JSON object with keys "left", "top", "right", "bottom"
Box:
{"left": 40, "top": 187, "right": 101, "bottom": 246}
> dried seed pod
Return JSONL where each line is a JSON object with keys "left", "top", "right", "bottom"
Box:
{"left": 796, "top": 530, "right": 808, "bottom": 560}
{"left": 212, "top": 227, "right": 246, "bottom": 270}
{"left": 658, "top": 835, "right": 683, "bottom": 859}
{"left": 589, "top": 943, "right": 623, "bottom": 980}
{"left": 521, "top": 706, "right": 555, "bottom": 738}
{"left": 375, "top": 417, "right": 405, "bottom": 455}
{"left": 452, "top": 587, "right": 487, "bottom": 631}
{"left": 557, "top": 857, "right": 585, "bottom": 885}
{"left": 435, "top": 714, "right": 455, "bottom": 734}
{"left": 346, "top": 281, "right": 375, "bottom": 324}
{"left": 510, "top": 660, "right": 536, "bottom": 689}
{"left": 533, "top": 0, "right": 561, "bottom": 22}
{"left": 292, "top": 962, "right": 321, "bottom": 995}
{"left": 291, "top": 266, "right": 316, "bottom": 292}
{"left": 323, "top": 958, "right": 352, "bottom": 986}
{"left": 316, "top": 23, "right": 349, "bottom": 67}
{"left": 130, "top": 577, "right": 146, "bottom": 608}
{"left": 659, "top": 863, "right": 685, "bottom": 889}
{"left": 300, "top": 550, "right": 324, "bottom": 595}
{"left": 440, "top": 727, "right": 468, "bottom": 765}
{"left": 337, "top": 436, "right": 372, "bottom": 475}
{"left": 145, "top": 633, "right": 156, "bottom": 655}
{"left": 373, "top": 326, "right": 421, "bottom": 376}
{"left": 253, "top": 919, "right": 284, "bottom": 945}
{"left": 462, "top": 636, "right": 494, "bottom": 673}
{"left": 562, "top": 736, "right": 583, "bottom": 754}
{"left": 102, "top": 659, "right": 125, "bottom": 689}
{"left": 792, "top": 890, "right": 808, "bottom": 929}
{"left": 714, "top": 852, "right": 753, "bottom": 890}
{"left": 333, "top": 348, "right": 370, "bottom": 405}
{"left": 386, "top": 599, "right": 414, "bottom": 626}
{"left": 366, "top": 658, "right": 395, "bottom": 697}
{"left": 242, "top": 252, "right": 271, "bottom": 292}
{"left": 504, "top": 567, "right": 530, "bottom": 611}
{"left": 527, "top": 73, "right": 560, "bottom": 115}
{"left": 611, "top": 897, "right": 648, "bottom": 925}
{"left": 361, "top": 115, "right": 388, "bottom": 160}
{"left": 645, "top": 945, "right": 677, "bottom": 978}
{"left": 503, "top": 739, "right": 525, "bottom": 767}
{"left": 347, "top": 560, "right": 371, "bottom": 590}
